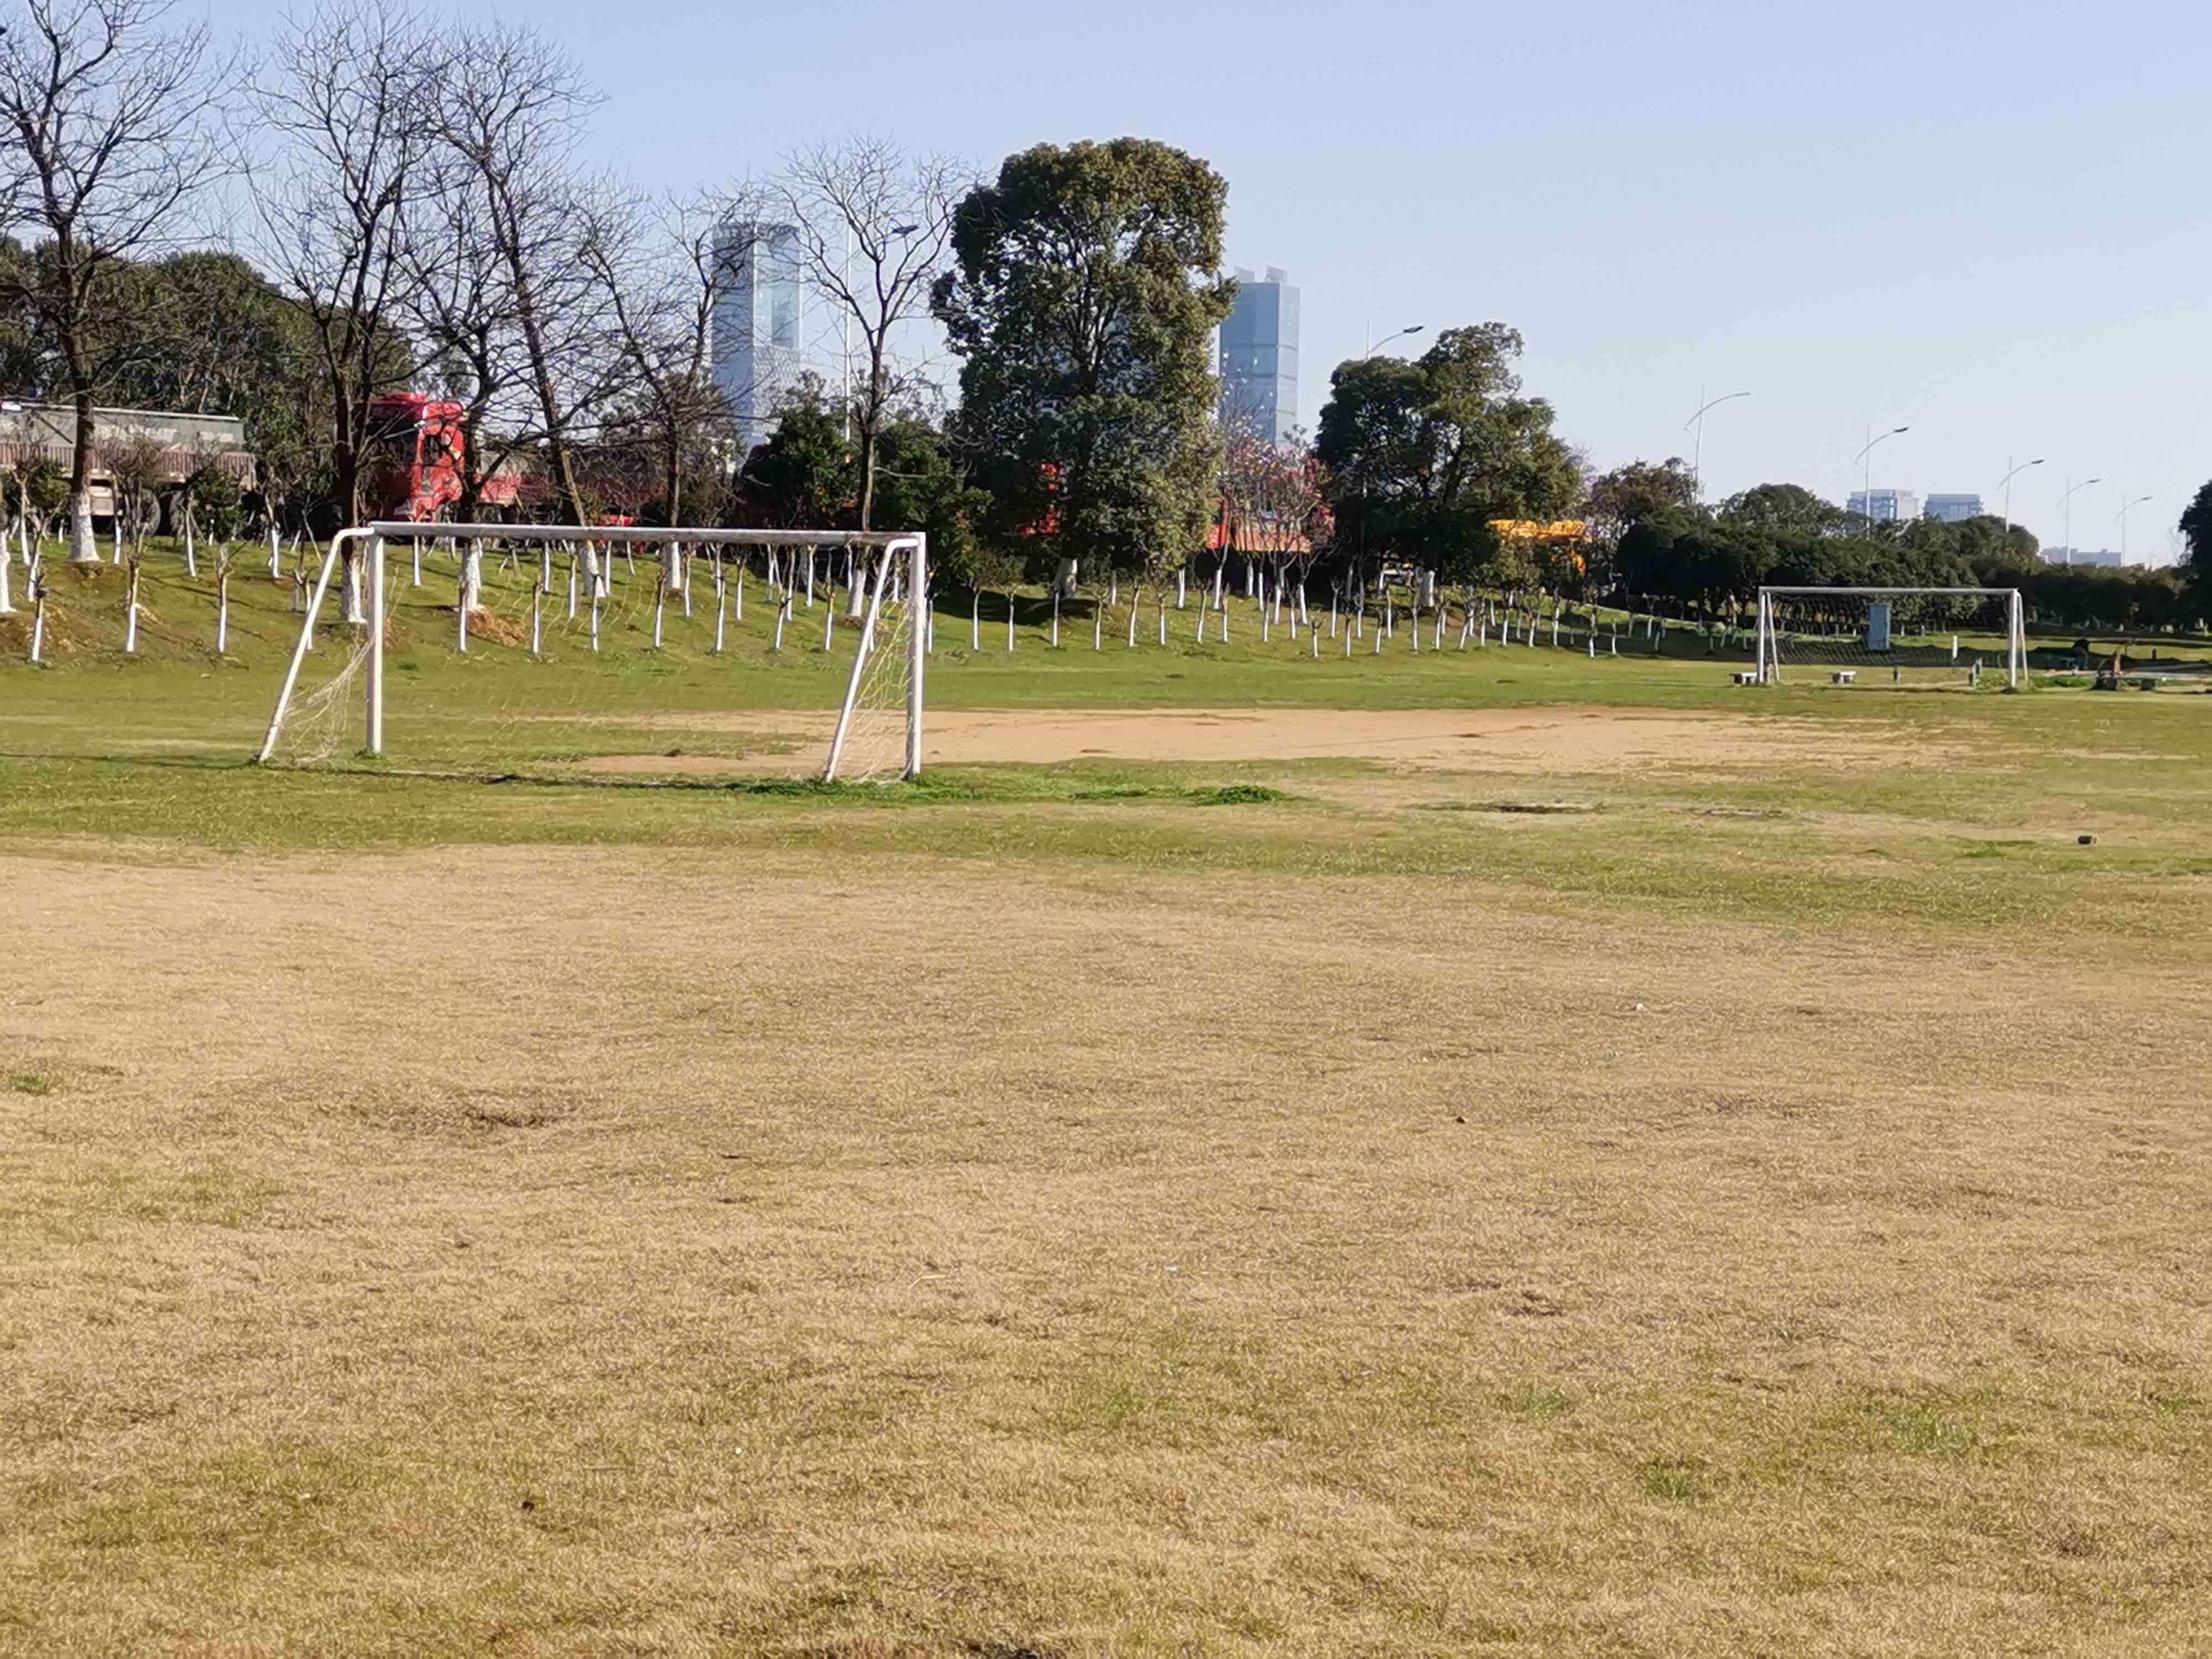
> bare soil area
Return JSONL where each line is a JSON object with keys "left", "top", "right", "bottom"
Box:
{"left": 570, "top": 703, "right": 1914, "bottom": 778}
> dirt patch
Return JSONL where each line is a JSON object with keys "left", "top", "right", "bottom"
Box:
{"left": 567, "top": 705, "right": 1913, "bottom": 778}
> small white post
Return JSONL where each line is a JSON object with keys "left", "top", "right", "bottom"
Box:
{"left": 805, "top": 547, "right": 815, "bottom": 607}
{"left": 1128, "top": 593, "right": 1138, "bottom": 647}
{"left": 531, "top": 581, "right": 543, "bottom": 656}
{"left": 1157, "top": 598, "right": 1166, "bottom": 646}
{"left": 123, "top": 563, "right": 139, "bottom": 654}
{"left": 457, "top": 582, "right": 468, "bottom": 654}
{"left": 182, "top": 509, "right": 196, "bottom": 577}
{"left": 654, "top": 576, "right": 666, "bottom": 649}
{"left": 29, "top": 583, "right": 46, "bottom": 663}
{"left": 1051, "top": 589, "right": 1061, "bottom": 648}
{"left": 411, "top": 537, "right": 422, "bottom": 587}
{"left": 1007, "top": 592, "right": 1015, "bottom": 651}
{"left": 714, "top": 580, "right": 727, "bottom": 654}
{"left": 268, "top": 521, "right": 281, "bottom": 577}
{"left": 1094, "top": 605, "right": 1102, "bottom": 650}
{"left": 589, "top": 589, "right": 601, "bottom": 652}
{"left": 735, "top": 567, "right": 744, "bottom": 622}
{"left": 824, "top": 597, "right": 835, "bottom": 652}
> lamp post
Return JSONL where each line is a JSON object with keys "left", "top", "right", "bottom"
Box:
{"left": 1683, "top": 388, "right": 1750, "bottom": 505}
{"left": 1997, "top": 456, "right": 2044, "bottom": 545}
{"left": 1362, "top": 322, "right": 1423, "bottom": 357}
{"left": 2117, "top": 494, "right": 2152, "bottom": 562}
{"left": 2058, "top": 477, "right": 2102, "bottom": 563}
{"left": 1853, "top": 425, "right": 1910, "bottom": 526}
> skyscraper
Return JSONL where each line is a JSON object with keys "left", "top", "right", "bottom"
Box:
{"left": 1218, "top": 266, "right": 1300, "bottom": 444}
{"left": 711, "top": 221, "right": 805, "bottom": 455}
{"left": 1923, "top": 493, "right": 1984, "bottom": 523}
{"left": 1847, "top": 487, "right": 1921, "bottom": 524}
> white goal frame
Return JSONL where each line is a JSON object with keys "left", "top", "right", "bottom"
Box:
{"left": 1755, "top": 585, "right": 2024, "bottom": 688}
{"left": 257, "top": 521, "right": 928, "bottom": 780}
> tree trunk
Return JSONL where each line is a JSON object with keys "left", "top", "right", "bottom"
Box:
{"left": 461, "top": 539, "right": 485, "bottom": 613}
{"left": 63, "top": 325, "right": 100, "bottom": 564}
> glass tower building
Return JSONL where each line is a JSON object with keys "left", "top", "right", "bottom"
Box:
{"left": 1218, "top": 267, "right": 1300, "bottom": 443}
{"left": 711, "top": 221, "right": 806, "bottom": 455}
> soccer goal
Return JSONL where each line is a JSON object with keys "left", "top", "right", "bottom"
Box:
{"left": 1754, "top": 586, "right": 2025, "bottom": 688}
{"left": 256, "top": 522, "right": 928, "bottom": 780}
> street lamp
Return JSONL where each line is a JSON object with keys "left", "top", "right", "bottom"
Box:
{"left": 1997, "top": 456, "right": 2044, "bottom": 544}
{"left": 1683, "top": 388, "right": 1750, "bottom": 505}
{"left": 2058, "top": 476, "right": 2103, "bottom": 562}
{"left": 1852, "top": 425, "right": 1910, "bottom": 526}
{"left": 1363, "top": 322, "right": 1423, "bottom": 357}
{"left": 2117, "top": 494, "right": 2153, "bottom": 561}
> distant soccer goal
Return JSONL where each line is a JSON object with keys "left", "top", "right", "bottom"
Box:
{"left": 1754, "top": 586, "right": 2024, "bottom": 688}
{"left": 255, "top": 522, "right": 927, "bottom": 781}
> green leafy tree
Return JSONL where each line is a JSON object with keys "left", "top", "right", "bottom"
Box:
{"left": 870, "top": 414, "right": 993, "bottom": 591}
{"left": 1315, "top": 324, "right": 1580, "bottom": 589}
{"left": 1718, "top": 483, "right": 1844, "bottom": 539}
{"left": 932, "top": 138, "right": 1234, "bottom": 589}
{"left": 1584, "top": 457, "right": 1697, "bottom": 544}
{"left": 741, "top": 389, "right": 853, "bottom": 531}
{"left": 2179, "top": 481, "right": 2212, "bottom": 623}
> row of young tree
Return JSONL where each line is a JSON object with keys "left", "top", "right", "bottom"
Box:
{"left": 0, "top": 0, "right": 2199, "bottom": 635}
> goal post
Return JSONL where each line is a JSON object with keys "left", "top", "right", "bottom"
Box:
{"left": 257, "top": 521, "right": 928, "bottom": 780}
{"left": 1755, "top": 585, "right": 2025, "bottom": 688}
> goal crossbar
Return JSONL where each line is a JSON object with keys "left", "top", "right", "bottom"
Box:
{"left": 258, "top": 524, "right": 928, "bottom": 780}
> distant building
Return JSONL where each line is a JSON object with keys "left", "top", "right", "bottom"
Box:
{"left": 1923, "top": 493, "right": 1983, "bottom": 523}
{"left": 1848, "top": 488, "right": 1920, "bottom": 524}
{"left": 711, "top": 221, "right": 806, "bottom": 454}
{"left": 1218, "top": 266, "right": 1300, "bottom": 444}
{"left": 0, "top": 401, "right": 254, "bottom": 526}
{"left": 2043, "top": 546, "right": 2124, "bottom": 568}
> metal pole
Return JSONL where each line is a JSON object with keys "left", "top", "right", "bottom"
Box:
{"left": 366, "top": 534, "right": 386, "bottom": 755}
{"left": 905, "top": 535, "right": 927, "bottom": 779}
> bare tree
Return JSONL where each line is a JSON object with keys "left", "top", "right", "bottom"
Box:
{"left": 252, "top": 0, "right": 443, "bottom": 528}
{"left": 0, "top": 0, "right": 237, "bottom": 564}
{"left": 428, "top": 22, "right": 625, "bottom": 535}
{"left": 585, "top": 189, "right": 749, "bottom": 536}
{"left": 780, "top": 137, "right": 962, "bottom": 541}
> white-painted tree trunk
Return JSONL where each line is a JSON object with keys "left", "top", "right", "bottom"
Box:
{"left": 30, "top": 587, "right": 46, "bottom": 660}
{"left": 1176, "top": 568, "right": 1186, "bottom": 608}
{"left": 460, "top": 539, "right": 484, "bottom": 613}
{"left": 216, "top": 567, "right": 229, "bottom": 654}
{"left": 971, "top": 591, "right": 979, "bottom": 650}
{"left": 1051, "top": 591, "right": 1060, "bottom": 647}
{"left": 340, "top": 549, "right": 364, "bottom": 624}
{"left": 123, "top": 566, "right": 139, "bottom": 653}
{"left": 774, "top": 595, "right": 788, "bottom": 651}
{"left": 654, "top": 577, "right": 666, "bottom": 649}
{"left": 182, "top": 511, "right": 196, "bottom": 578}
{"left": 531, "top": 581, "right": 542, "bottom": 655}
{"left": 0, "top": 531, "right": 12, "bottom": 615}
{"left": 267, "top": 521, "right": 281, "bottom": 577}
{"left": 805, "top": 547, "right": 815, "bottom": 607}
{"left": 1006, "top": 592, "right": 1015, "bottom": 651}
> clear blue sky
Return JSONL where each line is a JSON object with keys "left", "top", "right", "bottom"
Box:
{"left": 217, "top": 0, "right": 2210, "bottom": 560}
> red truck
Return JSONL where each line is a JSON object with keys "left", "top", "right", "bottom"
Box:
{"left": 363, "top": 393, "right": 520, "bottom": 521}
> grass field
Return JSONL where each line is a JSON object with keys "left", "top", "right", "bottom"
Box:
{"left": 2, "top": 547, "right": 2209, "bottom": 1655}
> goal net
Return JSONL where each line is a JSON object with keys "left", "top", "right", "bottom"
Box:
{"left": 1755, "top": 586, "right": 2024, "bottom": 688}
{"left": 256, "top": 523, "right": 927, "bottom": 781}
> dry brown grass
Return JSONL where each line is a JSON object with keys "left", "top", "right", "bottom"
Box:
{"left": 2, "top": 804, "right": 2207, "bottom": 1656}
